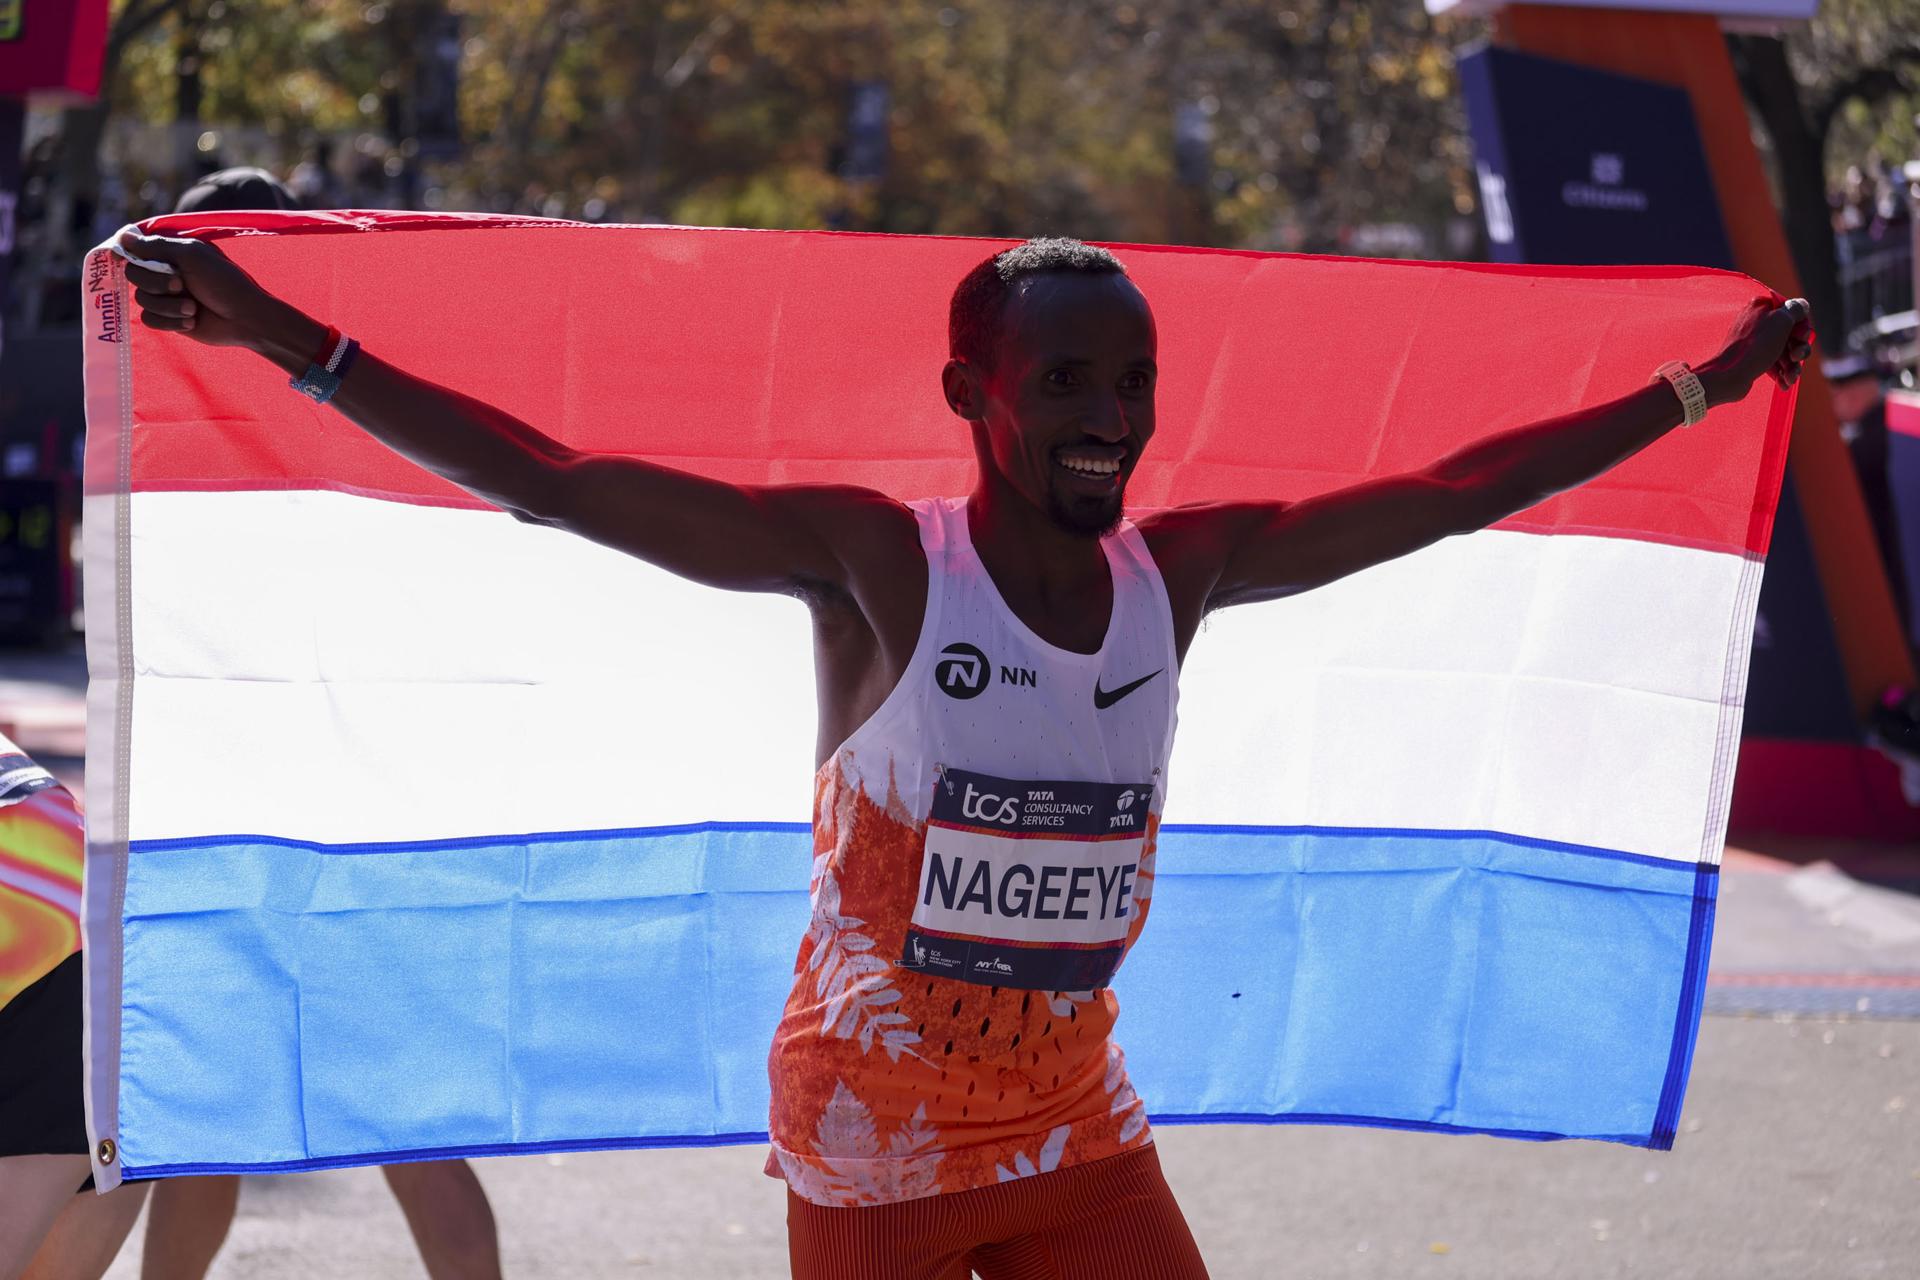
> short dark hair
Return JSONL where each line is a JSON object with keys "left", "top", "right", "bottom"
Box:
{"left": 174, "top": 167, "right": 300, "bottom": 214}
{"left": 949, "top": 237, "right": 1126, "bottom": 369}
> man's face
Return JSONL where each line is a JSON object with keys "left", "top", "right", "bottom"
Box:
{"left": 969, "top": 272, "right": 1158, "bottom": 537}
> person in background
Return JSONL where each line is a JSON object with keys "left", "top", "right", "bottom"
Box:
{"left": 173, "top": 167, "right": 302, "bottom": 215}
{"left": 0, "top": 736, "right": 148, "bottom": 1280}
{"left": 134, "top": 167, "right": 507, "bottom": 1280}
{"left": 1827, "top": 351, "right": 1911, "bottom": 641}
{"left": 0, "top": 717, "right": 502, "bottom": 1280}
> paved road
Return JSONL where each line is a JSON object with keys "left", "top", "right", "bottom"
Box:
{"left": 91, "top": 1014, "right": 1915, "bottom": 1280}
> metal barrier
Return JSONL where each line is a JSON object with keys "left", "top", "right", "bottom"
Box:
{"left": 1839, "top": 238, "right": 1915, "bottom": 339}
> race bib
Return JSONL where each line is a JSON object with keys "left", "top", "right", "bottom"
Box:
{"left": 0, "top": 753, "right": 58, "bottom": 808}
{"left": 900, "top": 767, "right": 1151, "bottom": 991}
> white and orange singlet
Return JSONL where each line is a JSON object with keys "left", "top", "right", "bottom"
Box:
{"left": 768, "top": 497, "right": 1180, "bottom": 1207}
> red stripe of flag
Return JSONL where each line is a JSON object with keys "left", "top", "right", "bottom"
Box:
{"left": 102, "top": 217, "right": 1792, "bottom": 558}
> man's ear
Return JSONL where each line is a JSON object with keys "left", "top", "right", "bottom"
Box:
{"left": 942, "top": 358, "right": 986, "bottom": 421}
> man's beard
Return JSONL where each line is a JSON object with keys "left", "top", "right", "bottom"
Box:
{"left": 1046, "top": 484, "right": 1125, "bottom": 539}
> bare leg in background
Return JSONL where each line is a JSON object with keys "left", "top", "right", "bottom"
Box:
{"left": 20, "top": 1178, "right": 148, "bottom": 1280}
{"left": 382, "top": 1160, "right": 503, "bottom": 1280}
{"left": 138, "top": 1162, "right": 502, "bottom": 1279}
{"left": 140, "top": 1176, "right": 238, "bottom": 1280}
{"left": 1, "top": 1154, "right": 146, "bottom": 1280}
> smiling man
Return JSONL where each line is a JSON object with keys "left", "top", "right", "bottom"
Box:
{"left": 118, "top": 229, "right": 1809, "bottom": 1279}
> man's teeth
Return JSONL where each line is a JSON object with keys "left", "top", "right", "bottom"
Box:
{"left": 1058, "top": 456, "right": 1120, "bottom": 476}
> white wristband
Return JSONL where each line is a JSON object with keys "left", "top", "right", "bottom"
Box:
{"left": 1651, "top": 360, "right": 1708, "bottom": 428}
{"left": 323, "top": 331, "right": 352, "bottom": 373}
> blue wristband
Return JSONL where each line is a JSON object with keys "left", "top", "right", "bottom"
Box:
{"left": 289, "top": 363, "right": 341, "bottom": 403}
{"left": 289, "top": 337, "right": 359, "bottom": 405}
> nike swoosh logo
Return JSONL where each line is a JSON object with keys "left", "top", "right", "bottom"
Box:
{"left": 1093, "top": 669, "right": 1163, "bottom": 710}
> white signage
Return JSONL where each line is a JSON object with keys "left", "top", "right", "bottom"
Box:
{"left": 1562, "top": 152, "right": 1651, "bottom": 211}
{"left": 1476, "top": 163, "right": 1516, "bottom": 245}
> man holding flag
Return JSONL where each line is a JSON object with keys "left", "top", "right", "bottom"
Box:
{"left": 115, "top": 226, "right": 1808, "bottom": 1278}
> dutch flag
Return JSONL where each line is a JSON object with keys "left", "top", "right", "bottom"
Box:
{"left": 78, "top": 216, "right": 1791, "bottom": 1188}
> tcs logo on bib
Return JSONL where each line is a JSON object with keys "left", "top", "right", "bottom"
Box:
{"left": 961, "top": 782, "right": 1019, "bottom": 825}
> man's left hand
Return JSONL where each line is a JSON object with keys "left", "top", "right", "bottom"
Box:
{"left": 1699, "top": 296, "right": 1813, "bottom": 405}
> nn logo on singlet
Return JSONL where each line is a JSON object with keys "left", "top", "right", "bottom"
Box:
{"left": 934, "top": 641, "right": 1036, "bottom": 699}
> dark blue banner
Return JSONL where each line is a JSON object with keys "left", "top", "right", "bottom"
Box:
{"left": 1459, "top": 45, "right": 1733, "bottom": 270}
{"left": 1888, "top": 394, "right": 1920, "bottom": 644}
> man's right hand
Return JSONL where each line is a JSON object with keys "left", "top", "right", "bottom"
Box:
{"left": 118, "top": 229, "right": 283, "bottom": 351}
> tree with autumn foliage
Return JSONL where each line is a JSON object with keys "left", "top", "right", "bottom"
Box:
{"left": 74, "top": 0, "right": 1483, "bottom": 258}
{"left": 37, "top": 0, "right": 1920, "bottom": 274}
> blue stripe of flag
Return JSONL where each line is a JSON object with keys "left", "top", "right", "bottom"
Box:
{"left": 114, "top": 825, "right": 1712, "bottom": 1175}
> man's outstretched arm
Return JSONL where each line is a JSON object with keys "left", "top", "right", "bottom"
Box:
{"left": 116, "top": 229, "right": 881, "bottom": 596}
{"left": 1153, "top": 296, "right": 1812, "bottom": 614}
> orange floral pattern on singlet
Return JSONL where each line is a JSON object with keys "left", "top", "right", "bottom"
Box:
{"left": 766, "top": 755, "right": 1158, "bottom": 1207}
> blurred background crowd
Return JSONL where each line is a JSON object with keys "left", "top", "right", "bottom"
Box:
{"left": 0, "top": 1, "right": 1904, "bottom": 668}
{"left": 6, "top": 1, "right": 1918, "bottom": 356}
